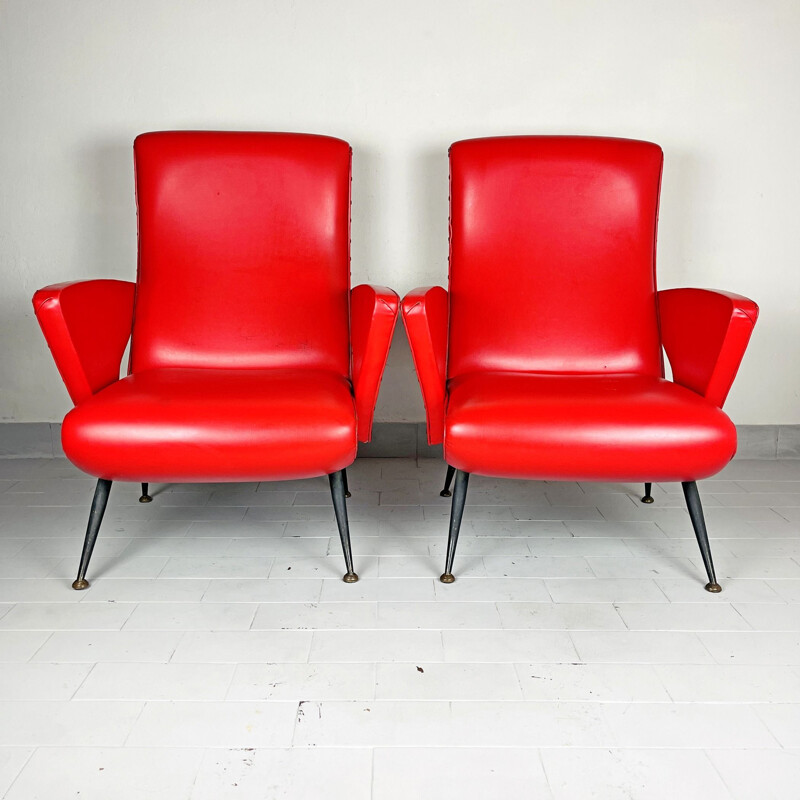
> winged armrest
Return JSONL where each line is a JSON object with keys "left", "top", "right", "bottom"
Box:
{"left": 350, "top": 284, "right": 400, "bottom": 442}
{"left": 33, "top": 279, "right": 137, "bottom": 405}
{"left": 658, "top": 288, "right": 759, "bottom": 408}
{"left": 401, "top": 286, "right": 448, "bottom": 445}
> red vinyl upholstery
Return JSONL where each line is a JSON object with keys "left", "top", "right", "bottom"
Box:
{"left": 62, "top": 369, "right": 357, "bottom": 482}
{"left": 445, "top": 373, "right": 736, "bottom": 482}
{"left": 33, "top": 280, "right": 136, "bottom": 405}
{"left": 659, "top": 288, "right": 759, "bottom": 409}
{"left": 131, "top": 132, "right": 352, "bottom": 375}
{"left": 351, "top": 284, "right": 401, "bottom": 442}
{"left": 34, "top": 132, "right": 398, "bottom": 483}
{"left": 401, "top": 285, "right": 448, "bottom": 445}
{"left": 404, "top": 136, "right": 758, "bottom": 482}
{"left": 448, "top": 136, "right": 664, "bottom": 380}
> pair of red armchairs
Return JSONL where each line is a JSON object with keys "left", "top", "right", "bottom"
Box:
{"left": 34, "top": 132, "right": 757, "bottom": 593}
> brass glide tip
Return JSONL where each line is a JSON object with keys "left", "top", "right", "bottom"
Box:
{"left": 705, "top": 582, "right": 722, "bottom": 593}
{"left": 72, "top": 578, "right": 90, "bottom": 590}
{"left": 139, "top": 495, "right": 153, "bottom": 504}
{"left": 440, "top": 573, "right": 455, "bottom": 584}
{"left": 343, "top": 572, "right": 359, "bottom": 583}
{"left": 641, "top": 495, "right": 654, "bottom": 504}
{"left": 440, "top": 490, "right": 452, "bottom": 498}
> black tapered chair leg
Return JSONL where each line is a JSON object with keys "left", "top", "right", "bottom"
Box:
{"left": 72, "top": 478, "right": 113, "bottom": 590}
{"left": 441, "top": 469, "right": 470, "bottom": 583}
{"left": 641, "top": 482, "right": 654, "bottom": 504}
{"left": 343, "top": 469, "right": 351, "bottom": 499}
{"left": 682, "top": 480, "right": 721, "bottom": 593}
{"left": 329, "top": 470, "right": 358, "bottom": 583}
{"left": 440, "top": 464, "right": 456, "bottom": 498}
{"left": 139, "top": 482, "right": 152, "bottom": 503}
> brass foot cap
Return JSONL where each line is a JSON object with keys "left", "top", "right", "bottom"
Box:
{"left": 440, "top": 573, "right": 455, "bottom": 584}
{"left": 440, "top": 490, "right": 452, "bottom": 498}
{"left": 139, "top": 495, "right": 153, "bottom": 504}
{"left": 343, "top": 572, "right": 359, "bottom": 583}
{"left": 345, "top": 491, "right": 352, "bottom": 499}
{"left": 641, "top": 496, "right": 654, "bottom": 504}
{"left": 72, "top": 578, "right": 90, "bottom": 590}
{"left": 705, "top": 582, "right": 722, "bottom": 593}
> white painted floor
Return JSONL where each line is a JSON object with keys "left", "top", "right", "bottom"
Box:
{"left": 0, "top": 455, "right": 799, "bottom": 798}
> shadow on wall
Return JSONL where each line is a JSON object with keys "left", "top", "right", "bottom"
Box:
{"left": 657, "top": 145, "right": 699, "bottom": 288}
{"left": 78, "top": 139, "right": 138, "bottom": 282}
{"left": 11, "top": 139, "right": 136, "bottom": 421}
{"left": 371, "top": 146, "right": 450, "bottom": 424}
{"left": 373, "top": 324, "right": 426, "bottom": 423}
{"left": 350, "top": 139, "right": 380, "bottom": 286}
{"left": 411, "top": 147, "right": 450, "bottom": 292}
{"left": 352, "top": 143, "right": 450, "bottom": 424}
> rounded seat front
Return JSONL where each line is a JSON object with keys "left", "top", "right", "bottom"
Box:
{"left": 444, "top": 372, "right": 736, "bottom": 482}
{"left": 62, "top": 368, "right": 357, "bottom": 482}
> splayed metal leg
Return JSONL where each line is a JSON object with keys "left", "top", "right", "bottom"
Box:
{"left": 72, "top": 478, "right": 112, "bottom": 590}
{"left": 682, "top": 480, "right": 721, "bottom": 593}
{"left": 329, "top": 470, "right": 358, "bottom": 582}
{"left": 440, "top": 469, "right": 470, "bottom": 583}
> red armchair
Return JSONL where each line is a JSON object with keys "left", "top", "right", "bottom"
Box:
{"left": 34, "top": 132, "right": 398, "bottom": 588}
{"left": 403, "top": 136, "right": 757, "bottom": 591}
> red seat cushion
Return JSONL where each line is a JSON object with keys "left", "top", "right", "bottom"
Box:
{"left": 62, "top": 369, "right": 357, "bottom": 482}
{"left": 444, "top": 373, "right": 736, "bottom": 482}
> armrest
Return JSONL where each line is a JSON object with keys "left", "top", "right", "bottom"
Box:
{"left": 658, "top": 288, "right": 758, "bottom": 408}
{"left": 33, "top": 280, "right": 136, "bottom": 405}
{"left": 401, "top": 286, "right": 448, "bottom": 445}
{"left": 351, "top": 284, "right": 400, "bottom": 442}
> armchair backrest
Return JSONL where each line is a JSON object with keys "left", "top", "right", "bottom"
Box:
{"left": 448, "top": 136, "right": 664, "bottom": 379}
{"left": 130, "top": 131, "right": 351, "bottom": 375}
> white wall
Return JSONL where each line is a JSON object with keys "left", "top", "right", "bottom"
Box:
{"left": 1, "top": 0, "right": 798, "bottom": 424}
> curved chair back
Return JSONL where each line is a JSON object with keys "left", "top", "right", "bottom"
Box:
{"left": 448, "top": 136, "right": 664, "bottom": 379}
{"left": 131, "top": 131, "right": 352, "bottom": 375}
